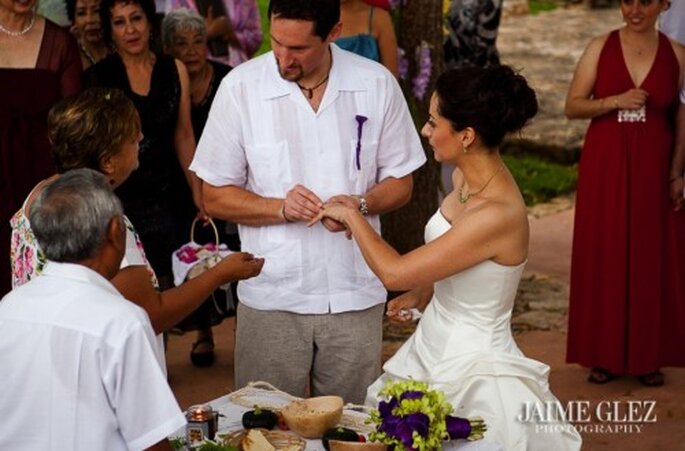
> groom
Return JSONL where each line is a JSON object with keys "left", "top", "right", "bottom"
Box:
{"left": 191, "top": 0, "right": 425, "bottom": 403}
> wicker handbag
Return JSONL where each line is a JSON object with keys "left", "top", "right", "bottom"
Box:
{"left": 172, "top": 218, "right": 236, "bottom": 331}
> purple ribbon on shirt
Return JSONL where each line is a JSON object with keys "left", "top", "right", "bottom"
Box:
{"left": 355, "top": 115, "right": 368, "bottom": 170}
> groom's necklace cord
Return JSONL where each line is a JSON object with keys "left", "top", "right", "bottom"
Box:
{"left": 458, "top": 165, "right": 504, "bottom": 204}
{"left": 297, "top": 73, "right": 329, "bottom": 99}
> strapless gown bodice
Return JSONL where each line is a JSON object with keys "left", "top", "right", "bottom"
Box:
{"left": 366, "top": 210, "right": 581, "bottom": 451}
{"left": 424, "top": 211, "right": 525, "bottom": 361}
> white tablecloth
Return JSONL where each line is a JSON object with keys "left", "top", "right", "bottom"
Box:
{"left": 172, "top": 387, "right": 503, "bottom": 451}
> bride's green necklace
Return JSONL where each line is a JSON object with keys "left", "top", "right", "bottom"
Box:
{"left": 458, "top": 165, "right": 504, "bottom": 204}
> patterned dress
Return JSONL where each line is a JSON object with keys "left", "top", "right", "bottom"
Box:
{"left": 168, "top": 0, "right": 263, "bottom": 67}
{"left": 444, "top": 0, "right": 502, "bottom": 69}
{"left": 10, "top": 198, "right": 158, "bottom": 289}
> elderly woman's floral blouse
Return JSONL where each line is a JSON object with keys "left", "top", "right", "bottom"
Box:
{"left": 10, "top": 207, "right": 159, "bottom": 289}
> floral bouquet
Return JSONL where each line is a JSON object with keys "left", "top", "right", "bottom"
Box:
{"left": 368, "top": 380, "right": 486, "bottom": 451}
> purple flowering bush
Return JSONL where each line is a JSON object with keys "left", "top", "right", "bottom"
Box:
{"left": 368, "top": 380, "right": 486, "bottom": 451}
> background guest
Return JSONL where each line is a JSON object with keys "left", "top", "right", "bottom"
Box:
{"left": 660, "top": 0, "right": 685, "bottom": 44}
{"left": 87, "top": 0, "right": 202, "bottom": 289}
{"left": 337, "top": 0, "right": 398, "bottom": 77}
{"left": 0, "top": 0, "right": 82, "bottom": 295}
{"left": 444, "top": 0, "right": 502, "bottom": 69}
{"left": 565, "top": 0, "right": 685, "bottom": 386}
{"left": 67, "top": 0, "right": 111, "bottom": 69}
{"left": 162, "top": 7, "right": 238, "bottom": 367}
{"left": 10, "top": 88, "right": 263, "bottom": 367}
{"left": 167, "top": 0, "right": 262, "bottom": 67}
{"left": 0, "top": 169, "right": 186, "bottom": 451}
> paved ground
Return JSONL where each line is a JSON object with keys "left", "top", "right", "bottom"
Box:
{"left": 167, "top": 4, "right": 685, "bottom": 450}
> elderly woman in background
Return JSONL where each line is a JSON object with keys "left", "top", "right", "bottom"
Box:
{"left": 565, "top": 0, "right": 685, "bottom": 386}
{"left": 167, "top": 0, "right": 262, "bottom": 67}
{"left": 0, "top": 0, "right": 82, "bottom": 295}
{"left": 162, "top": 7, "right": 237, "bottom": 367}
{"left": 86, "top": 0, "right": 202, "bottom": 290}
{"left": 67, "top": 0, "right": 111, "bottom": 69}
{"left": 10, "top": 88, "right": 263, "bottom": 368}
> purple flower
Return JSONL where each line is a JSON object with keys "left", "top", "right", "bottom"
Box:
{"left": 379, "top": 413, "right": 401, "bottom": 437}
{"left": 400, "top": 391, "right": 424, "bottom": 401}
{"left": 355, "top": 115, "right": 368, "bottom": 170}
{"left": 378, "top": 397, "right": 399, "bottom": 418}
{"left": 412, "top": 41, "right": 432, "bottom": 101}
{"left": 446, "top": 415, "right": 472, "bottom": 440}
{"left": 397, "top": 47, "right": 409, "bottom": 81}
{"left": 395, "top": 413, "right": 429, "bottom": 449}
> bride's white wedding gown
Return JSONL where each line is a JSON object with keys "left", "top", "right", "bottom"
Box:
{"left": 366, "top": 211, "right": 582, "bottom": 450}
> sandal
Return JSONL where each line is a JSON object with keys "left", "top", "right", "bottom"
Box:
{"left": 638, "top": 371, "right": 664, "bottom": 387}
{"left": 588, "top": 367, "right": 619, "bottom": 384}
{"left": 190, "top": 337, "right": 215, "bottom": 367}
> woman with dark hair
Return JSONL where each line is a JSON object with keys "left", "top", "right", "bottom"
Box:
{"left": 86, "top": 0, "right": 203, "bottom": 290}
{"left": 565, "top": 0, "right": 685, "bottom": 387}
{"left": 311, "top": 65, "right": 582, "bottom": 450}
{"left": 66, "top": 0, "right": 111, "bottom": 69}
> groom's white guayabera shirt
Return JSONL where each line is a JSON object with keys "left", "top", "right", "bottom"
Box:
{"left": 191, "top": 43, "right": 426, "bottom": 314}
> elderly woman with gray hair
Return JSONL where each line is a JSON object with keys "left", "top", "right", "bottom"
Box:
{"left": 163, "top": 8, "right": 237, "bottom": 367}
{"left": 163, "top": 8, "right": 232, "bottom": 152}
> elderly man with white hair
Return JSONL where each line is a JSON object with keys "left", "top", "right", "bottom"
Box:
{"left": 0, "top": 169, "right": 185, "bottom": 451}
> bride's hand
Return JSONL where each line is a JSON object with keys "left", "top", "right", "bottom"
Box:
{"left": 307, "top": 203, "right": 353, "bottom": 228}
{"left": 386, "top": 291, "right": 423, "bottom": 324}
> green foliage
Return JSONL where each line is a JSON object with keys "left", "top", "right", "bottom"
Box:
{"left": 169, "top": 437, "right": 185, "bottom": 450}
{"left": 502, "top": 153, "right": 577, "bottom": 205}
{"left": 169, "top": 437, "right": 238, "bottom": 451}
{"left": 368, "top": 380, "right": 486, "bottom": 450}
{"left": 528, "top": 0, "right": 558, "bottom": 15}
{"left": 256, "top": 0, "right": 271, "bottom": 55}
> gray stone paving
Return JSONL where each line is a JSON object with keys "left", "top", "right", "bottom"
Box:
{"left": 498, "top": 5, "right": 623, "bottom": 160}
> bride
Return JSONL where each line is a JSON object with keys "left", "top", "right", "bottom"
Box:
{"left": 310, "top": 65, "right": 582, "bottom": 450}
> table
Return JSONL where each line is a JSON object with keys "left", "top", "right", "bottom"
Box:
{"left": 171, "top": 384, "right": 503, "bottom": 451}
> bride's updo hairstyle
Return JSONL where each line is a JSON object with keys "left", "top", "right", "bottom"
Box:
{"left": 435, "top": 65, "right": 538, "bottom": 150}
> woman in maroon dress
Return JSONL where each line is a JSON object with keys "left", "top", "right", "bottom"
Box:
{"left": 0, "top": 0, "right": 82, "bottom": 295}
{"left": 565, "top": 0, "right": 685, "bottom": 386}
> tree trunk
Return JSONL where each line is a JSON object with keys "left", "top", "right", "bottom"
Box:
{"left": 381, "top": 1, "right": 444, "bottom": 256}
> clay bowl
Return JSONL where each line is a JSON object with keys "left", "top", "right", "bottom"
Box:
{"left": 329, "top": 441, "right": 388, "bottom": 451}
{"left": 280, "top": 396, "right": 344, "bottom": 439}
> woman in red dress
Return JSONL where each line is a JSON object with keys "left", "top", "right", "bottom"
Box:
{"left": 565, "top": 0, "right": 685, "bottom": 386}
{"left": 0, "top": 0, "right": 82, "bottom": 295}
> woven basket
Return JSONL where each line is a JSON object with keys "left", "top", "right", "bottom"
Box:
{"left": 186, "top": 217, "right": 222, "bottom": 280}
{"left": 219, "top": 428, "right": 306, "bottom": 450}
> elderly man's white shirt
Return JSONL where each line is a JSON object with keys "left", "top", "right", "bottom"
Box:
{"left": 192, "top": 44, "right": 426, "bottom": 314}
{"left": 0, "top": 262, "right": 186, "bottom": 450}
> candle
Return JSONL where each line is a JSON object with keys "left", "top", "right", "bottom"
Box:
{"left": 185, "top": 404, "right": 218, "bottom": 444}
